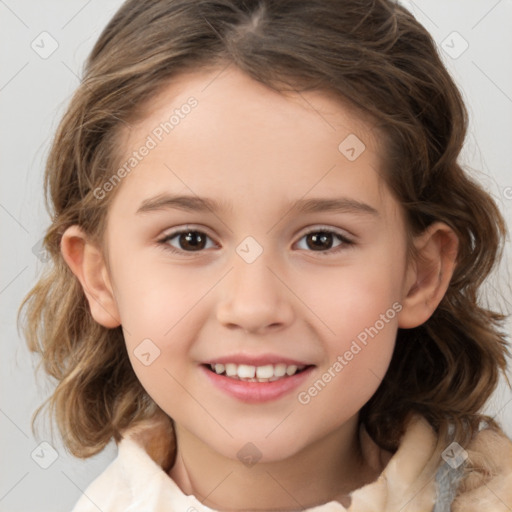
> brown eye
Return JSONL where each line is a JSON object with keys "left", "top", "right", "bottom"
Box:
{"left": 176, "top": 231, "right": 207, "bottom": 251}
{"left": 305, "top": 232, "right": 336, "bottom": 251}
{"left": 296, "top": 228, "right": 354, "bottom": 255}
{"left": 159, "top": 229, "right": 215, "bottom": 253}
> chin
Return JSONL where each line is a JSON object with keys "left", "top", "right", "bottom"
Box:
{"left": 216, "top": 431, "right": 311, "bottom": 465}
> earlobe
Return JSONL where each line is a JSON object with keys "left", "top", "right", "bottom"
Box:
{"left": 60, "top": 225, "right": 121, "bottom": 329}
{"left": 397, "top": 222, "right": 459, "bottom": 329}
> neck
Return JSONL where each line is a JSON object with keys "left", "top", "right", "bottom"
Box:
{"left": 168, "top": 415, "right": 380, "bottom": 511}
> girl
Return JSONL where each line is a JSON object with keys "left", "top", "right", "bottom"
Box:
{"left": 19, "top": 0, "right": 512, "bottom": 510}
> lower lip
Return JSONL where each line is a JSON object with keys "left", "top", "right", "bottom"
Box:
{"left": 201, "top": 365, "right": 315, "bottom": 403}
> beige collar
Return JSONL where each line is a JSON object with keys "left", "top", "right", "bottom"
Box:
{"left": 121, "top": 412, "right": 512, "bottom": 511}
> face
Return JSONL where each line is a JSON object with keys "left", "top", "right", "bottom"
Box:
{"left": 102, "top": 66, "right": 411, "bottom": 462}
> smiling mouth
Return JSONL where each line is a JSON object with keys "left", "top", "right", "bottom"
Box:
{"left": 205, "top": 363, "right": 311, "bottom": 383}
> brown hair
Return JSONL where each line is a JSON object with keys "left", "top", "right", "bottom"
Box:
{"left": 18, "top": 0, "right": 510, "bottom": 458}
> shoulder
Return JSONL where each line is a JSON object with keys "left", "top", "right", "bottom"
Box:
{"left": 70, "top": 412, "right": 176, "bottom": 512}
{"left": 350, "top": 414, "right": 512, "bottom": 512}
{"left": 452, "top": 423, "right": 512, "bottom": 511}
{"left": 69, "top": 451, "right": 131, "bottom": 512}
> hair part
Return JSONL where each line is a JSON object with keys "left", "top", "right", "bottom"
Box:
{"left": 19, "top": 0, "right": 509, "bottom": 457}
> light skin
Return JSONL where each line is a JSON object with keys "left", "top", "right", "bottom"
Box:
{"left": 61, "top": 66, "right": 458, "bottom": 511}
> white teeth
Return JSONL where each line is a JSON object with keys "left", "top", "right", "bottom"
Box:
{"left": 237, "top": 364, "right": 256, "bottom": 379}
{"left": 209, "top": 362, "right": 306, "bottom": 381}
{"left": 286, "top": 365, "right": 298, "bottom": 376}
{"left": 274, "top": 364, "right": 287, "bottom": 377}
{"left": 225, "top": 363, "right": 238, "bottom": 377}
{"left": 256, "top": 365, "right": 274, "bottom": 379}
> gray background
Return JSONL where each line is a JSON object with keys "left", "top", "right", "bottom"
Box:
{"left": 1, "top": 1, "right": 511, "bottom": 511}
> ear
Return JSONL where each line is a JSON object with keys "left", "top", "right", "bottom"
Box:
{"left": 397, "top": 222, "right": 459, "bottom": 329}
{"left": 60, "top": 225, "right": 121, "bottom": 328}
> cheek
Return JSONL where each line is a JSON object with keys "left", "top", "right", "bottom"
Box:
{"left": 110, "top": 245, "right": 206, "bottom": 333}
{"left": 300, "top": 254, "right": 402, "bottom": 395}
{"left": 296, "top": 318, "right": 397, "bottom": 429}
{"left": 307, "top": 260, "right": 403, "bottom": 340}
{"left": 109, "top": 258, "right": 206, "bottom": 398}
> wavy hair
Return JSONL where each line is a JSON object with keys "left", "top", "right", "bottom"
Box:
{"left": 18, "top": 0, "right": 509, "bottom": 457}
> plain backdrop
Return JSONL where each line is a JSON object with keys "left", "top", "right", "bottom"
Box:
{"left": 1, "top": 1, "right": 511, "bottom": 511}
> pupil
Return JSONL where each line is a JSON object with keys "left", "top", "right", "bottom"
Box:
{"left": 309, "top": 232, "right": 332, "bottom": 250}
{"left": 181, "top": 231, "right": 205, "bottom": 250}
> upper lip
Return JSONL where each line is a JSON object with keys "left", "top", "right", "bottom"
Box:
{"left": 202, "top": 353, "right": 313, "bottom": 367}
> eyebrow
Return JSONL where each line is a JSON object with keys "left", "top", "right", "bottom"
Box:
{"left": 135, "top": 193, "right": 379, "bottom": 217}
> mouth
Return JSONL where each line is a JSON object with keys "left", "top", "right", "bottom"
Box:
{"left": 204, "top": 362, "right": 311, "bottom": 383}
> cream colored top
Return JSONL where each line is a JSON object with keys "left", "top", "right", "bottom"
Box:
{"left": 71, "top": 413, "right": 512, "bottom": 512}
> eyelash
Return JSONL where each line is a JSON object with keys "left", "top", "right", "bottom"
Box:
{"left": 156, "top": 225, "right": 354, "bottom": 256}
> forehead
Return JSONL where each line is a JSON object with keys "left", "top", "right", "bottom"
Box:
{"left": 108, "top": 66, "right": 396, "bottom": 220}
{"left": 123, "top": 66, "right": 381, "bottom": 153}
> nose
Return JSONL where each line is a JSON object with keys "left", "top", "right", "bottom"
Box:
{"left": 215, "top": 250, "right": 295, "bottom": 335}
